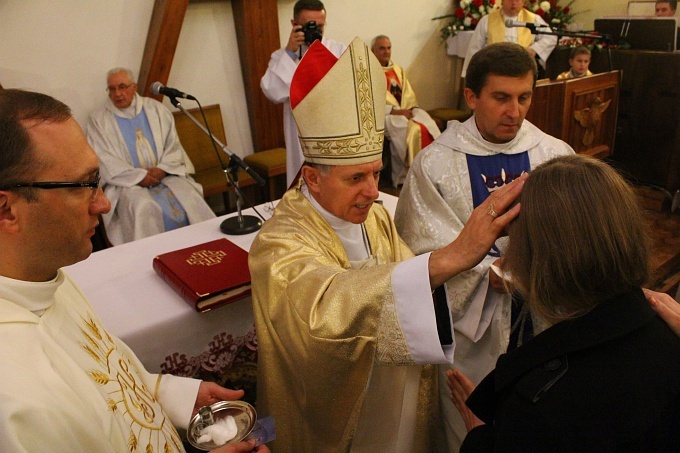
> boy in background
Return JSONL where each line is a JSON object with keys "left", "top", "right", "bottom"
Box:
{"left": 557, "top": 46, "right": 592, "bottom": 79}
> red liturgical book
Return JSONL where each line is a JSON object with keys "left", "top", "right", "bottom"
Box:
{"left": 153, "top": 238, "right": 252, "bottom": 312}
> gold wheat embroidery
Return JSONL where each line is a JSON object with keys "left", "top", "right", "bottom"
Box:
{"left": 128, "top": 432, "right": 138, "bottom": 452}
{"left": 89, "top": 370, "right": 111, "bottom": 385}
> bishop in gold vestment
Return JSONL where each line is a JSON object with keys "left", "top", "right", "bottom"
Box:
{"left": 250, "top": 37, "right": 455, "bottom": 453}
{"left": 250, "top": 37, "right": 526, "bottom": 453}
{"left": 250, "top": 186, "right": 451, "bottom": 452}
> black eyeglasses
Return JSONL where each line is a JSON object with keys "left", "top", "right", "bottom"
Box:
{"left": 106, "top": 83, "right": 134, "bottom": 93}
{"left": 0, "top": 172, "right": 101, "bottom": 201}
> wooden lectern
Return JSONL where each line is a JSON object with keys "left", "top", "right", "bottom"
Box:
{"left": 526, "top": 71, "right": 621, "bottom": 159}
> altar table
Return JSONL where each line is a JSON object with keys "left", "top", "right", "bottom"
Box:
{"left": 66, "top": 194, "right": 399, "bottom": 383}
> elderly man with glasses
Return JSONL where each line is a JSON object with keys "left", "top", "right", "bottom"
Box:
{"left": 86, "top": 67, "right": 214, "bottom": 245}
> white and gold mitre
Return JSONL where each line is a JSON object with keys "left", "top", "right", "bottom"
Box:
{"left": 290, "top": 37, "right": 385, "bottom": 166}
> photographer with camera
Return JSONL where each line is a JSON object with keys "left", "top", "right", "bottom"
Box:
{"left": 261, "top": 0, "right": 346, "bottom": 187}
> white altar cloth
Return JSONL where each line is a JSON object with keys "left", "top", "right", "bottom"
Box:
{"left": 66, "top": 194, "right": 398, "bottom": 374}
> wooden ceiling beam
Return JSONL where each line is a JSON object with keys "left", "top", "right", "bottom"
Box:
{"left": 138, "top": 0, "right": 190, "bottom": 100}
{"left": 138, "top": 0, "right": 284, "bottom": 151}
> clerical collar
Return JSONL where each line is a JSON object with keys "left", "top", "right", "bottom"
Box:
{"left": 106, "top": 93, "right": 141, "bottom": 119}
{"left": 301, "top": 183, "right": 371, "bottom": 261}
{"left": 0, "top": 270, "right": 64, "bottom": 316}
{"left": 467, "top": 116, "right": 522, "bottom": 151}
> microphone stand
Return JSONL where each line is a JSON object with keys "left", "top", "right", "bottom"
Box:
{"left": 170, "top": 97, "right": 266, "bottom": 235}
{"left": 529, "top": 26, "right": 614, "bottom": 72}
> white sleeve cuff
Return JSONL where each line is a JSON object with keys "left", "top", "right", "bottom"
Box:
{"left": 392, "top": 252, "right": 454, "bottom": 364}
{"left": 156, "top": 374, "right": 202, "bottom": 430}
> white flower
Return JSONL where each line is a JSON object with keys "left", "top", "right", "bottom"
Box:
{"left": 552, "top": 18, "right": 561, "bottom": 24}
{"left": 540, "top": 1, "right": 551, "bottom": 11}
{"left": 461, "top": 0, "right": 471, "bottom": 7}
{"left": 464, "top": 16, "right": 472, "bottom": 26}
{"left": 472, "top": 12, "right": 481, "bottom": 19}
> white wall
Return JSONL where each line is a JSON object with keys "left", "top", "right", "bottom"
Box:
{"left": 0, "top": 1, "right": 154, "bottom": 125}
{"left": 169, "top": 1, "right": 252, "bottom": 156}
{"left": 0, "top": 0, "right": 610, "bottom": 158}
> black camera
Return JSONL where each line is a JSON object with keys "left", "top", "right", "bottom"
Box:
{"left": 299, "top": 21, "right": 322, "bottom": 45}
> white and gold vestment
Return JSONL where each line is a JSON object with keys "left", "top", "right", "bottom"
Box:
{"left": 461, "top": 8, "right": 556, "bottom": 77}
{"left": 87, "top": 94, "right": 215, "bottom": 245}
{"left": 252, "top": 37, "right": 454, "bottom": 453}
{"left": 0, "top": 270, "right": 200, "bottom": 452}
{"left": 250, "top": 186, "right": 453, "bottom": 452}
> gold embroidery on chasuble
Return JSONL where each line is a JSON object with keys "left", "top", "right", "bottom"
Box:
{"left": 79, "top": 314, "right": 183, "bottom": 452}
{"left": 352, "top": 222, "right": 413, "bottom": 366}
{"left": 375, "top": 288, "right": 415, "bottom": 365}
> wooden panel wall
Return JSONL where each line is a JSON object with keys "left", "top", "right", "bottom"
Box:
{"left": 233, "top": 0, "right": 285, "bottom": 152}
{"left": 527, "top": 72, "right": 620, "bottom": 160}
{"left": 526, "top": 80, "right": 565, "bottom": 139}
{"left": 562, "top": 71, "right": 620, "bottom": 159}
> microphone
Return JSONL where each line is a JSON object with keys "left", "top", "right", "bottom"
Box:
{"left": 150, "top": 81, "right": 196, "bottom": 100}
{"left": 505, "top": 19, "right": 536, "bottom": 32}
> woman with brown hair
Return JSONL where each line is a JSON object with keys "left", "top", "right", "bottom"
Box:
{"left": 448, "top": 154, "right": 680, "bottom": 451}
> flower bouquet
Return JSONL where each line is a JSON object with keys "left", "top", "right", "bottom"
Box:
{"left": 526, "top": 0, "right": 582, "bottom": 31}
{"left": 433, "top": 0, "right": 499, "bottom": 40}
{"left": 434, "top": 0, "right": 587, "bottom": 40}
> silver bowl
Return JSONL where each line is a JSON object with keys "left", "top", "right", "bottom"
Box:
{"left": 187, "top": 400, "right": 257, "bottom": 451}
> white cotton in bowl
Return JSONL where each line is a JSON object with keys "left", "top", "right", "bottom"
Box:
{"left": 197, "top": 415, "right": 238, "bottom": 446}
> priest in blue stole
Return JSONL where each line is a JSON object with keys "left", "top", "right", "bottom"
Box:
{"left": 87, "top": 68, "right": 215, "bottom": 245}
{"left": 395, "top": 42, "right": 574, "bottom": 452}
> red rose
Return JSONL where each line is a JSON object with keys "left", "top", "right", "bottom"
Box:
{"left": 473, "top": 0, "right": 484, "bottom": 7}
{"left": 536, "top": 9, "right": 545, "bottom": 16}
{"left": 471, "top": 17, "right": 479, "bottom": 26}
{"left": 455, "top": 7, "right": 465, "bottom": 18}
{"left": 564, "top": 6, "right": 570, "bottom": 13}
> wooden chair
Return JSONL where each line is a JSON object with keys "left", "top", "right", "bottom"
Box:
{"left": 172, "top": 104, "right": 256, "bottom": 213}
{"left": 427, "top": 108, "right": 472, "bottom": 132}
{"left": 243, "top": 147, "right": 287, "bottom": 201}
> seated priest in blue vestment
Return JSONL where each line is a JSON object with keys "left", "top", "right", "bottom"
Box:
{"left": 87, "top": 68, "right": 214, "bottom": 245}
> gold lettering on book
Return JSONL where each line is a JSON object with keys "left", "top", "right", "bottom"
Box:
{"left": 186, "top": 249, "right": 226, "bottom": 266}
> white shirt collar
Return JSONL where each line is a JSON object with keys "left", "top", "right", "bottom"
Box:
{"left": 0, "top": 270, "right": 64, "bottom": 316}
{"left": 301, "top": 183, "right": 370, "bottom": 261}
